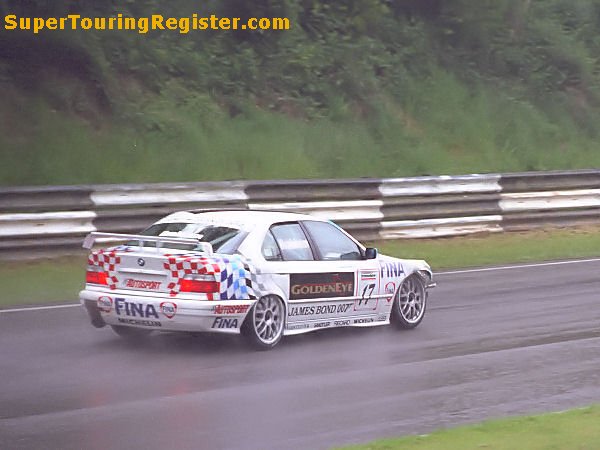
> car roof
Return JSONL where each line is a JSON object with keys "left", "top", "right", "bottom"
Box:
{"left": 157, "top": 209, "right": 324, "bottom": 230}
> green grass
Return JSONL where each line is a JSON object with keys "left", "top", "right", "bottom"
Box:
{"left": 371, "top": 226, "right": 600, "bottom": 270}
{"left": 0, "top": 256, "right": 87, "bottom": 308}
{"left": 342, "top": 405, "right": 600, "bottom": 450}
{"left": 4, "top": 70, "right": 600, "bottom": 186}
{"left": 5, "top": 2, "right": 600, "bottom": 186}
{"left": 1, "top": 226, "right": 600, "bottom": 309}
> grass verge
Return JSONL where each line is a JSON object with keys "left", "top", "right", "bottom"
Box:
{"left": 371, "top": 226, "right": 600, "bottom": 270}
{"left": 0, "top": 256, "right": 87, "bottom": 309}
{"left": 5, "top": 71, "right": 600, "bottom": 187}
{"left": 342, "top": 405, "right": 600, "bottom": 450}
{"left": 1, "top": 226, "right": 600, "bottom": 309}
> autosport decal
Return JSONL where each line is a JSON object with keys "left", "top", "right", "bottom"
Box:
{"left": 289, "top": 272, "right": 354, "bottom": 300}
{"left": 213, "top": 304, "right": 250, "bottom": 315}
{"left": 124, "top": 278, "right": 162, "bottom": 290}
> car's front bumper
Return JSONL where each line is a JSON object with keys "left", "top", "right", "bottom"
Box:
{"left": 79, "top": 289, "right": 255, "bottom": 334}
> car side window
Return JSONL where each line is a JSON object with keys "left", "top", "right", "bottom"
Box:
{"left": 302, "top": 221, "right": 362, "bottom": 261}
{"left": 261, "top": 230, "right": 283, "bottom": 261}
{"left": 270, "top": 223, "right": 314, "bottom": 261}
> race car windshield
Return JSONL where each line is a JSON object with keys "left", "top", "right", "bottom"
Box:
{"left": 134, "top": 222, "right": 243, "bottom": 253}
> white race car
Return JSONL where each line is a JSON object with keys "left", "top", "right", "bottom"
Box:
{"left": 80, "top": 210, "right": 435, "bottom": 349}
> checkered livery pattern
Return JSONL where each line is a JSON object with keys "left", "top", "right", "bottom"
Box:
{"left": 245, "top": 259, "right": 267, "bottom": 296}
{"left": 88, "top": 249, "right": 121, "bottom": 290}
{"left": 163, "top": 253, "right": 264, "bottom": 300}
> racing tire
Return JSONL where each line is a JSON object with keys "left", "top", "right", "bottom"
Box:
{"left": 391, "top": 274, "right": 427, "bottom": 329}
{"left": 110, "top": 325, "right": 152, "bottom": 341}
{"left": 241, "top": 295, "right": 285, "bottom": 350}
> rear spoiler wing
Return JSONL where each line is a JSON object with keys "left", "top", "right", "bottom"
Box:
{"left": 82, "top": 232, "right": 213, "bottom": 255}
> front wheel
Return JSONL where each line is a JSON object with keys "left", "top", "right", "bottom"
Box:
{"left": 241, "top": 295, "right": 285, "bottom": 350}
{"left": 391, "top": 274, "right": 427, "bottom": 329}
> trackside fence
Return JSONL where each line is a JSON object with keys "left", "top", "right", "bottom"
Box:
{"left": 1, "top": 169, "right": 599, "bottom": 258}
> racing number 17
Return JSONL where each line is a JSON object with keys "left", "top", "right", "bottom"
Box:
{"left": 358, "top": 283, "right": 376, "bottom": 306}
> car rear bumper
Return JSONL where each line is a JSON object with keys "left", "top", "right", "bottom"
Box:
{"left": 79, "top": 289, "right": 254, "bottom": 334}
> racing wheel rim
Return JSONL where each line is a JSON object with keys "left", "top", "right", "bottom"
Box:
{"left": 398, "top": 275, "right": 425, "bottom": 324}
{"left": 253, "top": 295, "right": 284, "bottom": 345}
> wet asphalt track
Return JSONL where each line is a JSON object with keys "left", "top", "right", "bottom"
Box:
{"left": 1, "top": 259, "right": 600, "bottom": 450}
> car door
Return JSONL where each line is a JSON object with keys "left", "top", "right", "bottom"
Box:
{"left": 300, "top": 220, "right": 386, "bottom": 325}
{"left": 260, "top": 222, "right": 343, "bottom": 331}
{"left": 260, "top": 221, "right": 384, "bottom": 331}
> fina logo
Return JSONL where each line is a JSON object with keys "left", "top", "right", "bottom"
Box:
{"left": 137, "top": 258, "right": 145, "bottom": 267}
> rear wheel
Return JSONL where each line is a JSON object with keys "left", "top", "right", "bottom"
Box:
{"left": 241, "top": 295, "right": 285, "bottom": 350}
{"left": 391, "top": 274, "right": 427, "bottom": 329}
{"left": 110, "top": 325, "right": 152, "bottom": 341}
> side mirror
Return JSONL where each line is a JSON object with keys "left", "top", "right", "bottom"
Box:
{"left": 364, "top": 247, "right": 378, "bottom": 260}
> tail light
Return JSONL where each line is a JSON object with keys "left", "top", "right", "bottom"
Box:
{"left": 180, "top": 274, "right": 219, "bottom": 294}
{"left": 86, "top": 267, "right": 108, "bottom": 285}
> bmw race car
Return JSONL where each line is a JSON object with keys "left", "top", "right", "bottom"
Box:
{"left": 80, "top": 210, "right": 435, "bottom": 349}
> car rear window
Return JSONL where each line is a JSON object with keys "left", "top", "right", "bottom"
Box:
{"left": 136, "top": 222, "right": 243, "bottom": 253}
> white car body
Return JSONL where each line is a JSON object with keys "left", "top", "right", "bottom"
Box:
{"left": 80, "top": 210, "right": 434, "bottom": 348}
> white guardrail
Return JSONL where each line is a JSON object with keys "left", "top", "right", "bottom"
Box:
{"left": 0, "top": 169, "right": 599, "bottom": 258}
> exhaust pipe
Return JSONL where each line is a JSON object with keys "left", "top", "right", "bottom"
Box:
{"left": 90, "top": 316, "right": 106, "bottom": 328}
{"left": 83, "top": 300, "right": 106, "bottom": 328}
